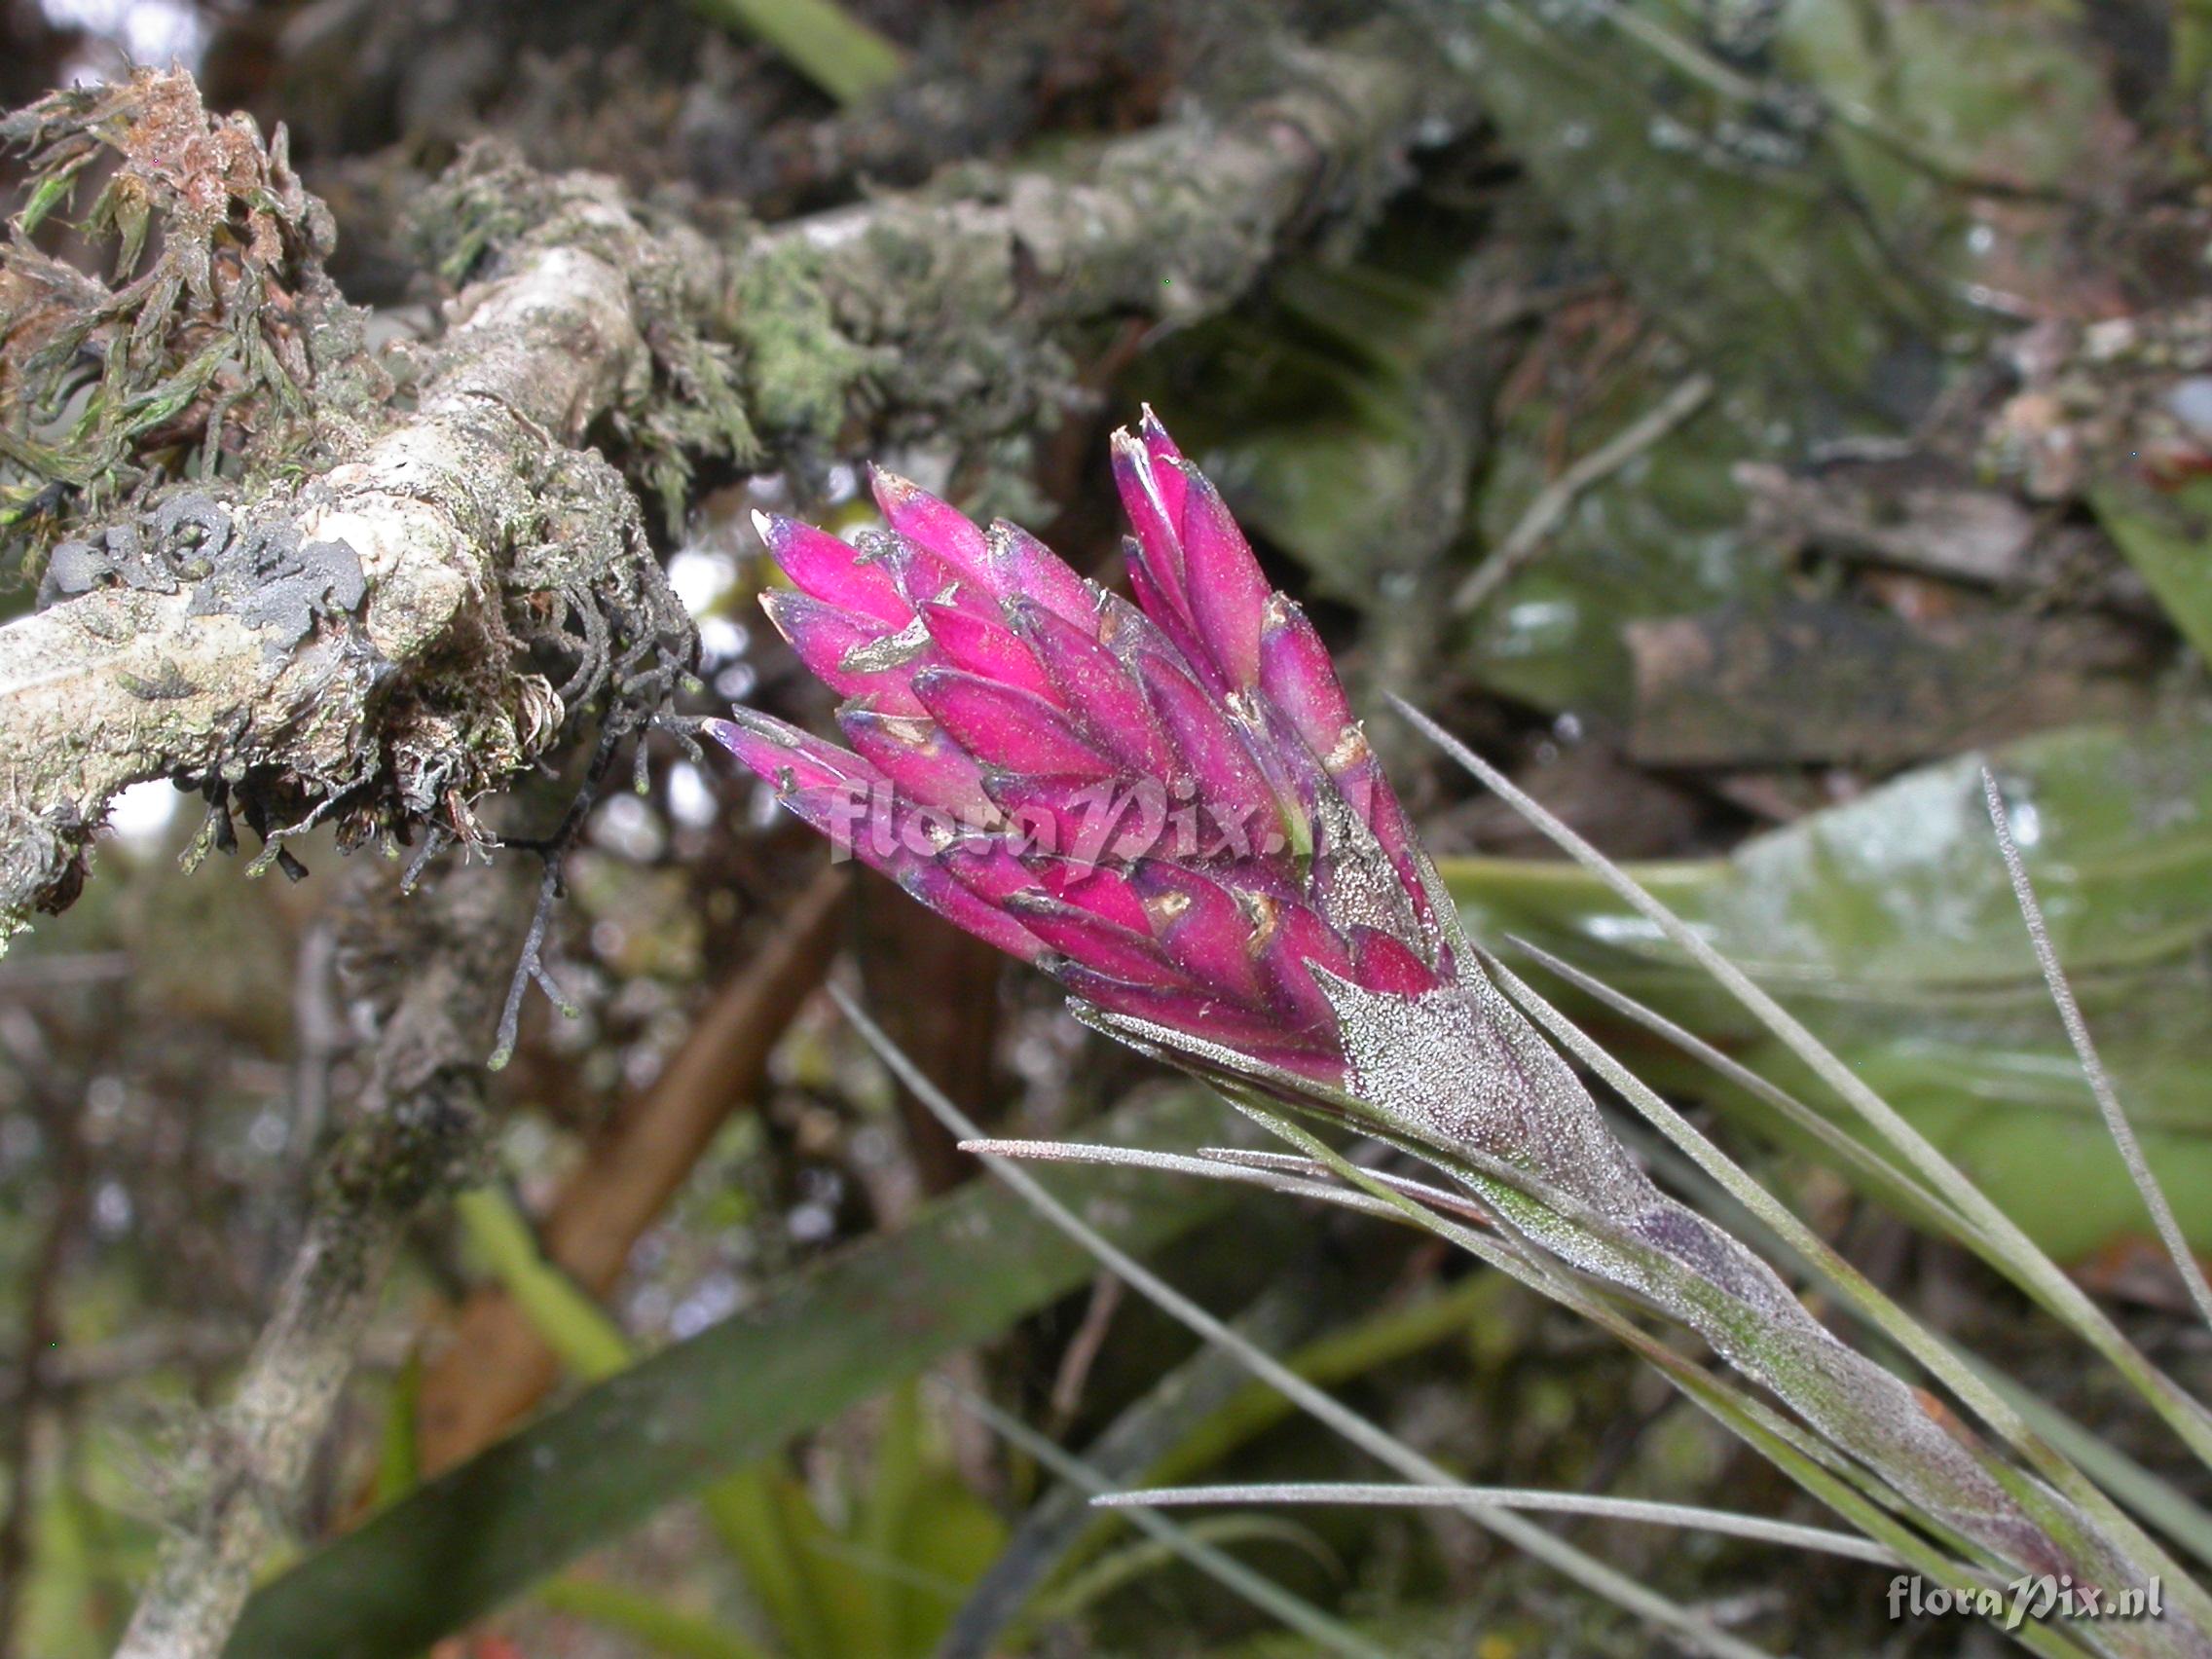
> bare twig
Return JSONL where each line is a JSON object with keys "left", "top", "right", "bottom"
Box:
{"left": 1046, "top": 1273, "right": 1126, "bottom": 1439}
{"left": 411, "top": 867, "right": 846, "bottom": 1474}
{"left": 1452, "top": 372, "right": 1713, "bottom": 614}
{"left": 112, "top": 861, "right": 522, "bottom": 1659}
{"left": 0, "top": 21, "right": 1478, "bottom": 945}
{"left": 486, "top": 715, "right": 633, "bottom": 1072}
{"left": 286, "top": 921, "right": 343, "bottom": 1181}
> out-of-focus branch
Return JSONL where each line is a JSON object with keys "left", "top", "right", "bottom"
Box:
{"left": 0, "top": 1325, "right": 263, "bottom": 1404}
{"left": 0, "top": 1010, "right": 90, "bottom": 1659}
{"left": 412, "top": 866, "right": 848, "bottom": 1472}
{"left": 0, "top": 19, "right": 1477, "bottom": 944}
{"left": 750, "top": 18, "right": 1475, "bottom": 430}
{"left": 111, "top": 860, "right": 521, "bottom": 1659}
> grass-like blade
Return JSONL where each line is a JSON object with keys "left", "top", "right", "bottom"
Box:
{"left": 224, "top": 1088, "right": 1234, "bottom": 1659}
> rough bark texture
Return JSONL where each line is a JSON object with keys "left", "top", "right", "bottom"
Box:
{"left": 0, "top": 18, "right": 1475, "bottom": 947}
{"left": 0, "top": 167, "right": 701, "bottom": 940}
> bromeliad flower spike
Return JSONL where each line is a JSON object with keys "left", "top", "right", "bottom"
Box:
{"left": 710, "top": 409, "right": 1464, "bottom": 1092}
{"left": 712, "top": 418, "right": 2204, "bottom": 1659}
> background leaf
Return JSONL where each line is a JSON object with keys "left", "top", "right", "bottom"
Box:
{"left": 1444, "top": 715, "right": 2212, "bottom": 1258}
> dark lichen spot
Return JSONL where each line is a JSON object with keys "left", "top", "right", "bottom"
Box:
{"left": 45, "top": 493, "right": 367, "bottom": 660}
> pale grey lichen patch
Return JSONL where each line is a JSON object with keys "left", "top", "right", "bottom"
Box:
{"left": 0, "top": 149, "right": 698, "bottom": 944}
{"left": 841, "top": 615, "right": 933, "bottom": 675}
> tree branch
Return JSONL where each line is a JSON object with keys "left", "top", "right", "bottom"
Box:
{"left": 0, "top": 164, "right": 702, "bottom": 940}
{"left": 0, "top": 18, "right": 1477, "bottom": 946}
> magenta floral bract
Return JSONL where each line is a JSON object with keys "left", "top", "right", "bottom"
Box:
{"left": 709, "top": 413, "right": 1460, "bottom": 1084}
{"left": 710, "top": 423, "right": 2204, "bottom": 1631}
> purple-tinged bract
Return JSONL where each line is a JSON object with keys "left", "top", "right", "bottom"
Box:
{"left": 710, "top": 415, "right": 1459, "bottom": 1086}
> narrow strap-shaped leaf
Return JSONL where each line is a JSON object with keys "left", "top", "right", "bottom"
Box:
{"left": 224, "top": 1089, "right": 1235, "bottom": 1659}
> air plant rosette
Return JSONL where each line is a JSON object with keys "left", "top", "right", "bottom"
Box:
{"left": 712, "top": 416, "right": 2210, "bottom": 1659}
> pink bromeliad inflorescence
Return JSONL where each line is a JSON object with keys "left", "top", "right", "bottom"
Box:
{"left": 717, "top": 422, "right": 2208, "bottom": 1630}
{"left": 709, "top": 413, "right": 1467, "bottom": 1089}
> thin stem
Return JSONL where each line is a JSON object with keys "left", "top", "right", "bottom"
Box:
{"left": 832, "top": 986, "right": 1783, "bottom": 1659}
{"left": 1096, "top": 1484, "right": 1898, "bottom": 1565}
{"left": 1979, "top": 765, "right": 2212, "bottom": 1335}
{"left": 957, "top": 1137, "right": 1485, "bottom": 1229}
{"left": 1452, "top": 372, "right": 1713, "bottom": 613}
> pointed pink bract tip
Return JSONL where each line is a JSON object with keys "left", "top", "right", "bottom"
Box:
{"left": 837, "top": 701, "right": 995, "bottom": 824}
{"left": 705, "top": 711, "right": 874, "bottom": 795}
{"left": 986, "top": 519, "right": 1096, "bottom": 630}
{"left": 916, "top": 666, "right": 1118, "bottom": 781}
{"left": 1136, "top": 404, "right": 1178, "bottom": 448}
{"left": 720, "top": 417, "right": 1452, "bottom": 1087}
{"left": 761, "top": 512, "right": 910, "bottom": 628}
{"left": 1173, "top": 463, "right": 1269, "bottom": 688}
{"left": 870, "top": 466, "right": 993, "bottom": 582}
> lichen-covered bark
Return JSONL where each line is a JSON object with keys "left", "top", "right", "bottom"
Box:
{"left": 0, "top": 171, "right": 704, "bottom": 941}
{"left": 0, "top": 19, "right": 1476, "bottom": 949}
{"left": 745, "top": 20, "right": 1474, "bottom": 459}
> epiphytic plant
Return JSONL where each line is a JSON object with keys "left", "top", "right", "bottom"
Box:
{"left": 715, "top": 417, "right": 2212, "bottom": 1659}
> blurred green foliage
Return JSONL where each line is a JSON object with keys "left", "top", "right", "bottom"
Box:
{"left": 1447, "top": 716, "right": 2212, "bottom": 1260}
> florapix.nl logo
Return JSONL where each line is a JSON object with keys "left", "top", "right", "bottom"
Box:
{"left": 1888, "top": 1573, "right": 2165, "bottom": 1633}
